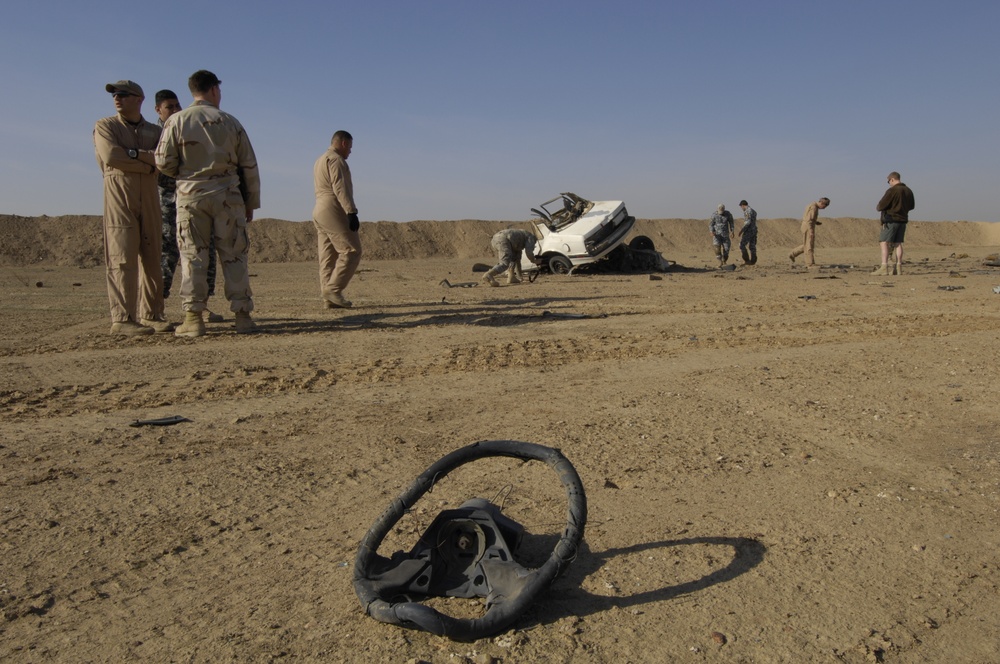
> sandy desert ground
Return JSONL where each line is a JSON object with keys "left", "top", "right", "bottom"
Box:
{"left": 2, "top": 215, "right": 1000, "bottom": 663}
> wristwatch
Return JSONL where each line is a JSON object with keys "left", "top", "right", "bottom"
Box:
{"left": 127, "top": 149, "right": 138, "bottom": 159}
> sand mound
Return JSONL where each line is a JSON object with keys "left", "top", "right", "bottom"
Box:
{"left": 0, "top": 213, "right": 996, "bottom": 267}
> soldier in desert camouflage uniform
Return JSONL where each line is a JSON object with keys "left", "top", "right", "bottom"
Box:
{"left": 155, "top": 70, "right": 260, "bottom": 337}
{"left": 154, "top": 90, "right": 222, "bottom": 321}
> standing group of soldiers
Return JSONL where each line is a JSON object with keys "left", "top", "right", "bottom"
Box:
{"left": 95, "top": 71, "right": 260, "bottom": 338}
{"left": 95, "top": 70, "right": 363, "bottom": 338}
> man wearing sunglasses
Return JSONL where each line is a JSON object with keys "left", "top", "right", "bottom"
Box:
{"left": 93, "top": 80, "right": 170, "bottom": 336}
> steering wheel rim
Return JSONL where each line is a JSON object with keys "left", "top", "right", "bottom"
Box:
{"left": 353, "top": 440, "right": 587, "bottom": 641}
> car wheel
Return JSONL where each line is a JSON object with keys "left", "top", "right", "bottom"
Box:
{"left": 548, "top": 255, "right": 573, "bottom": 274}
{"left": 629, "top": 235, "right": 655, "bottom": 251}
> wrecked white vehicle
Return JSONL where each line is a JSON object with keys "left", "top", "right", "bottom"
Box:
{"left": 520, "top": 193, "right": 664, "bottom": 274}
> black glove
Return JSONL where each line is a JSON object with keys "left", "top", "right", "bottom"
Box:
{"left": 347, "top": 213, "right": 360, "bottom": 232}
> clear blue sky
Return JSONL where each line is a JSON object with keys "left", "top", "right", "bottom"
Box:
{"left": 1, "top": 1, "right": 997, "bottom": 222}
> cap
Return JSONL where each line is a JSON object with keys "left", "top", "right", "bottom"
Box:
{"left": 739, "top": 199, "right": 748, "bottom": 206}
{"left": 105, "top": 80, "right": 144, "bottom": 97}
{"left": 717, "top": 204, "right": 725, "bottom": 212}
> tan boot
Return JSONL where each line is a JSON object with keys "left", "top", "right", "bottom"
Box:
{"left": 323, "top": 291, "right": 352, "bottom": 308}
{"left": 894, "top": 263, "right": 902, "bottom": 275}
{"left": 235, "top": 311, "right": 258, "bottom": 334}
{"left": 481, "top": 268, "right": 500, "bottom": 287}
{"left": 140, "top": 318, "right": 175, "bottom": 333}
{"left": 174, "top": 311, "right": 205, "bottom": 338}
{"left": 871, "top": 264, "right": 889, "bottom": 276}
{"left": 506, "top": 265, "right": 521, "bottom": 285}
{"left": 110, "top": 320, "right": 154, "bottom": 337}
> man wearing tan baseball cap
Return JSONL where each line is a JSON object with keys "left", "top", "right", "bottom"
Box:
{"left": 93, "top": 80, "right": 171, "bottom": 336}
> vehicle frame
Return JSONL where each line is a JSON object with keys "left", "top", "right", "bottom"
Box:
{"left": 521, "top": 192, "right": 637, "bottom": 274}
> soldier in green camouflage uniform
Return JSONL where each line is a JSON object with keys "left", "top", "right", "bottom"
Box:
{"left": 155, "top": 71, "right": 260, "bottom": 337}
{"left": 482, "top": 229, "right": 539, "bottom": 286}
{"left": 709, "top": 204, "right": 735, "bottom": 267}
{"left": 154, "top": 90, "right": 182, "bottom": 298}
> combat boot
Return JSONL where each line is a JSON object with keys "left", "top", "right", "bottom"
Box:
{"left": 894, "top": 263, "right": 903, "bottom": 275}
{"left": 481, "top": 267, "right": 501, "bottom": 287}
{"left": 323, "top": 291, "right": 352, "bottom": 308}
{"left": 174, "top": 311, "right": 205, "bottom": 338}
{"left": 871, "top": 264, "right": 889, "bottom": 276}
{"left": 110, "top": 320, "right": 154, "bottom": 337}
{"left": 506, "top": 265, "right": 520, "bottom": 285}
{"left": 235, "top": 311, "right": 258, "bottom": 334}
{"left": 140, "top": 318, "right": 175, "bottom": 333}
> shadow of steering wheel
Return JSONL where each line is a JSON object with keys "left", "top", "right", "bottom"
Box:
{"left": 529, "top": 535, "right": 766, "bottom": 622}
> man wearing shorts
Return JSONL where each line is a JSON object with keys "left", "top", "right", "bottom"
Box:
{"left": 873, "top": 172, "right": 915, "bottom": 275}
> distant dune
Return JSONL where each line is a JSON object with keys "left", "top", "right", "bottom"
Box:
{"left": 1, "top": 214, "right": 998, "bottom": 267}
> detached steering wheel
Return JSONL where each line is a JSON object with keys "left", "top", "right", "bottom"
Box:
{"left": 353, "top": 440, "right": 587, "bottom": 641}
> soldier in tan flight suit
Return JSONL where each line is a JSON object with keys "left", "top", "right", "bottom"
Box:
{"left": 155, "top": 70, "right": 261, "bottom": 337}
{"left": 312, "top": 130, "right": 362, "bottom": 309}
{"left": 789, "top": 197, "right": 830, "bottom": 267}
{"left": 93, "top": 79, "right": 170, "bottom": 336}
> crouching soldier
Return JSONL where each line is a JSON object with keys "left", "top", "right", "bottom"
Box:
{"left": 483, "top": 228, "right": 540, "bottom": 286}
